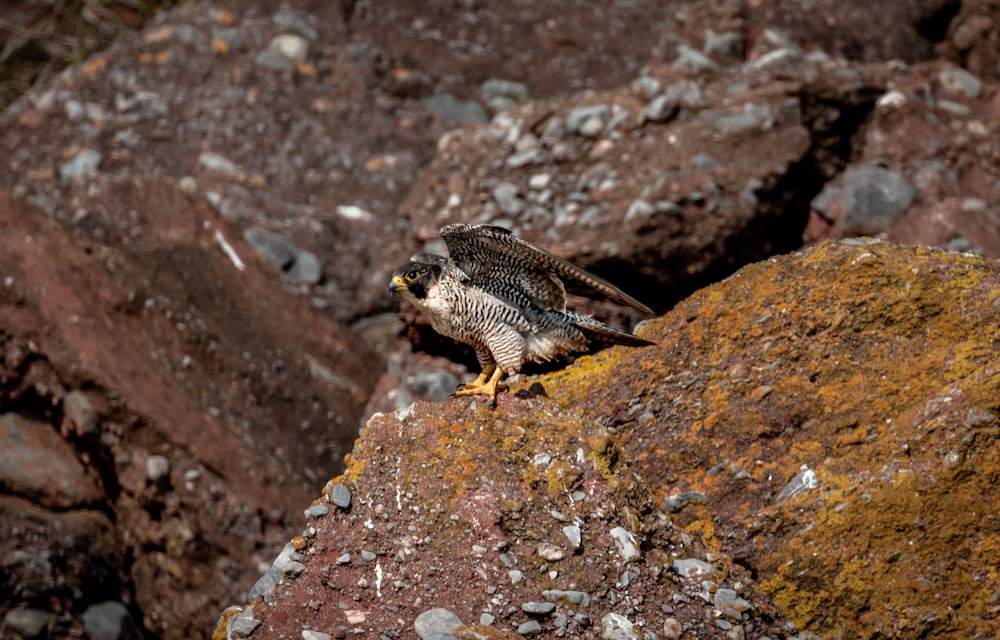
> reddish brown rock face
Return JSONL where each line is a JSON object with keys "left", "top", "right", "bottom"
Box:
{"left": 0, "top": 0, "right": 997, "bottom": 638}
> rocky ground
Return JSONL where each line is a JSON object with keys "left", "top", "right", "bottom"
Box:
{"left": 0, "top": 0, "right": 998, "bottom": 639}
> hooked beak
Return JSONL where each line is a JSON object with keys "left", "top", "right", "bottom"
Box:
{"left": 388, "top": 274, "right": 408, "bottom": 294}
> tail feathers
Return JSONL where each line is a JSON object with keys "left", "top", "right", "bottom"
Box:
{"left": 573, "top": 317, "right": 654, "bottom": 347}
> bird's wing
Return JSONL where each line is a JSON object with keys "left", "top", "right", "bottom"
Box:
{"left": 440, "top": 223, "right": 653, "bottom": 315}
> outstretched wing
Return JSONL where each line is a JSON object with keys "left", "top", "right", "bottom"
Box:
{"left": 440, "top": 223, "right": 653, "bottom": 315}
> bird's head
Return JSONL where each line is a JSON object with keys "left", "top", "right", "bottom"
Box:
{"left": 388, "top": 260, "right": 441, "bottom": 300}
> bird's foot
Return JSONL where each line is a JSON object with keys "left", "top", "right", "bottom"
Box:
{"left": 454, "top": 367, "right": 505, "bottom": 403}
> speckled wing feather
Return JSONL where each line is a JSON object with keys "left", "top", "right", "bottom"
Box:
{"left": 439, "top": 223, "right": 653, "bottom": 315}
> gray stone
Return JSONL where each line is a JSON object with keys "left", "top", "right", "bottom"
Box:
{"left": 625, "top": 199, "right": 655, "bottom": 222}
{"left": 360, "top": 549, "right": 376, "bottom": 561}
{"left": 644, "top": 94, "right": 680, "bottom": 123}
{"left": 714, "top": 587, "right": 754, "bottom": 621}
{"left": 63, "top": 390, "right": 97, "bottom": 436}
{"left": 664, "top": 491, "right": 709, "bottom": 513}
{"left": 674, "top": 45, "right": 718, "bottom": 73}
{"left": 631, "top": 76, "right": 662, "bottom": 100}
{"left": 562, "top": 524, "right": 582, "bottom": 549}
{"left": 672, "top": 557, "right": 717, "bottom": 578}
{"left": 146, "top": 455, "right": 170, "bottom": 483}
{"left": 421, "top": 93, "right": 488, "bottom": 124}
{"left": 227, "top": 606, "right": 262, "bottom": 638}
{"left": 506, "top": 148, "right": 544, "bottom": 168}
{"left": 3, "top": 608, "right": 49, "bottom": 639}
{"left": 81, "top": 601, "right": 142, "bottom": 640}
{"left": 329, "top": 483, "right": 351, "bottom": 508}
{"left": 413, "top": 370, "right": 460, "bottom": 400}
{"left": 542, "top": 589, "right": 591, "bottom": 608}
{"left": 197, "top": 151, "right": 240, "bottom": 177}
{"left": 301, "top": 630, "right": 332, "bottom": 640}
{"left": 479, "top": 613, "right": 495, "bottom": 626}
{"left": 306, "top": 503, "right": 329, "bottom": 518}
{"left": 522, "top": 601, "right": 556, "bottom": 615}
{"left": 0, "top": 413, "right": 103, "bottom": 509}
{"left": 938, "top": 67, "right": 982, "bottom": 99}
{"left": 414, "top": 608, "right": 463, "bottom": 639}
{"left": 255, "top": 50, "right": 296, "bottom": 72}
{"left": 609, "top": 526, "right": 640, "bottom": 561}
{"left": 601, "top": 612, "right": 639, "bottom": 640}
{"left": 481, "top": 79, "right": 530, "bottom": 111}
{"left": 517, "top": 620, "right": 543, "bottom": 635}
{"left": 776, "top": 466, "right": 818, "bottom": 503}
{"left": 59, "top": 149, "right": 101, "bottom": 182}
{"left": 287, "top": 249, "right": 321, "bottom": 285}
{"left": 566, "top": 105, "right": 609, "bottom": 134}
{"left": 509, "top": 569, "right": 524, "bottom": 584}
{"left": 832, "top": 164, "right": 916, "bottom": 235}
{"left": 248, "top": 543, "right": 305, "bottom": 602}
{"left": 493, "top": 182, "right": 524, "bottom": 215}
{"left": 272, "top": 7, "right": 318, "bottom": 40}
{"left": 703, "top": 29, "right": 745, "bottom": 64}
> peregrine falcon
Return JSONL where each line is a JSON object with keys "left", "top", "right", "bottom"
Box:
{"left": 389, "top": 224, "right": 653, "bottom": 401}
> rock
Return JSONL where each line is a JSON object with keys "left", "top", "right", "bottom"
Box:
{"left": 58, "top": 149, "right": 101, "bottom": 182}
{"left": 542, "top": 589, "right": 591, "bottom": 608}
{"left": 269, "top": 34, "right": 309, "bottom": 63}
{"left": 243, "top": 228, "right": 322, "bottom": 285}
{"left": 601, "top": 612, "right": 639, "bottom": 640}
{"left": 0, "top": 413, "right": 103, "bottom": 509}
{"left": 481, "top": 78, "right": 530, "bottom": 110}
{"left": 664, "top": 491, "right": 708, "bottom": 513}
{"left": 522, "top": 602, "right": 556, "bottom": 615}
{"left": 823, "top": 164, "right": 916, "bottom": 235}
{"left": 2, "top": 608, "right": 49, "bottom": 639}
{"left": 302, "top": 630, "right": 332, "bottom": 640}
{"left": 414, "top": 608, "right": 463, "bottom": 639}
{"left": 146, "top": 455, "right": 171, "bottom": 484}
{"left": 713, "top": 588, "right": 753, "bottom": 621}
{"left": 775, "top": 466, "right": 819, "bottom": 503}
{"left": 492, "top": 182, "right": 524, "bottom": 215}
{"left": 327, "top": 483, "right": 351, "bottom": 509}
{"left": 80, "top": 601, "right": 142, "bottom": 640}
{"left": 609, "top": 526, "right": 640, "bottom": 561}
{"left": 62, "top": 390, "right": 98, "bottom": 437}
{"left": 562, "top": 524, "right": 582, "bottom": 549}
{"left": 536, "top": 542, "right": 565, "bottom": 561}
{"left": 937, "top": 67, "right": 982, "bottom": 99}
{"left": 672, "top": 558, "right": 717, "bottom": 579}
{"left": 226, "top": 606, "right": 261, "bottom": 639}
{"left": 421, "top": 93, "right": 488, "bottom": 124}
{"left": 517, "top": 620, "right": 543, "bottom": 635}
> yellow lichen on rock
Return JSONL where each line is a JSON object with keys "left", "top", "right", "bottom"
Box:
{"left": 532, "top": 239, "right": 1000, "bottom": 638}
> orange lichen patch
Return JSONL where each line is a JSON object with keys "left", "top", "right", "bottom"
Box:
{"left": 534, "top": 239, "right": 1000, "bottom": 638}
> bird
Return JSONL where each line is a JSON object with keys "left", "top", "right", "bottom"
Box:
{"left": 388, "top": 223, "right": 654, "bottom": 401}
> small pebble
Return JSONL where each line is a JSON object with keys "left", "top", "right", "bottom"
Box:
{"left": 302, "top": 631, "right": 332, "bottom": 640}
{"left": 414, "top": 608, "right": 463, "bottom": 639}
{"left": 537, "top": 542, "right": 565, "bottom": 561}
{"left": 522, "top": 602, "right": 556, "bottom": 615}
{"left": 329, "top": 484, "right": 351, "bottom": 509}
{"left": 290, "top": 536, "right": 307, "bottom": 551}
{"left": 517, "top": 620, "right": 543, "bottom": 636}
{"left": 609, "top": 527, "right": 640, "bottom": 561}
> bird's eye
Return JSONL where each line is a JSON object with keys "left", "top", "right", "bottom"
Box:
{"left": 406, "top": 270, "right": 419, "bottom": 280}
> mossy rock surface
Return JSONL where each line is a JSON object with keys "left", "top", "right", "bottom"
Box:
{"left": 538, "top": 238, "right": 1000, "bottom": 638}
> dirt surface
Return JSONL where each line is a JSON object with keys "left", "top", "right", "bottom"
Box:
{"left": 232, "top": 239, "right": 1000, "bottom": 639}
{"left": 0, "top": 0, "right": 998, "bottom": 638}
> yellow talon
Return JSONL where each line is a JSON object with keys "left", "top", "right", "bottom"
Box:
{"left": 455, "top": 365, "right": 505, "bottom": 401}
